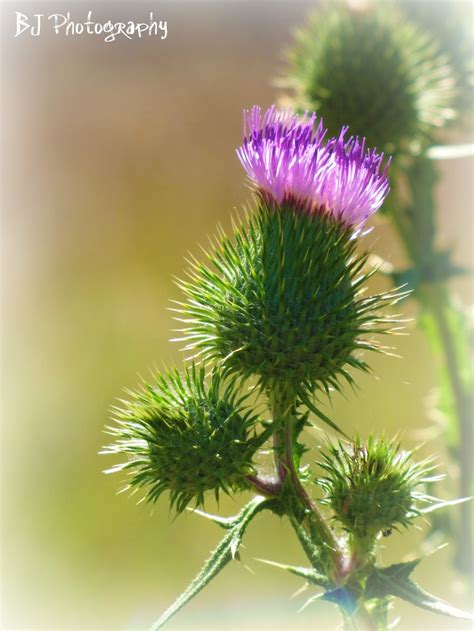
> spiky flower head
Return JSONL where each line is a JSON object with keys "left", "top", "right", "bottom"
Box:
{"left": 176, "top": 107, "right": 399, "bottom": 398}
{"left": 237, "top": 105, "right": 390, "bottom": 230}
{"left": 283, "top": 1, "right": 456, "bottom": 154}
{"left": 318, "top": 436, "right": 434, "bottom": 540}
{"left": 102, "top": 366, "right": 266, "bottom": 513}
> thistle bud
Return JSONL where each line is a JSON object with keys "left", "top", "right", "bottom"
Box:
{"left": 102, "top": 366, "right": 265, "bottom": 513}
{"left": 318, "top": 436, "right": 432, "bottom": 540}
{"left": 283, "top": 2, "right": 456, "bottom": 153}
{"left": 399, "top": 0, "right": 473, "bottom": 117}
{"left": 176, "top": 107, "right": 397, "bottom": 393}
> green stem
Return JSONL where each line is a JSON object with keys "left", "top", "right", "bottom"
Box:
{"left": 420, "top": 284, "right": 473, "bottom": 573}
{"left": 343, "top": 605, "right": 379, "bottom": 631}
{"left": 389, "top": 165, "right": 472, "bottom": 574}
{"left": 270, "top": 383, "right": 380, "bottom": 629}
{"left": 246, "top": 474, "right": 282, "bottom": 497}
{"left": 271, "top": 383, "right": 345, "bottom": 583}
{"left": 347, "top": 534, "right": 376, "bottom": 576}
{"left": 389, "top": 198, "right": 417, "bottom": 262}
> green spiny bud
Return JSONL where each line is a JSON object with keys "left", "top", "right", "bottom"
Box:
{"left": 102, "top": 365, "right": 266, "bottom": 513}
{"left": 318, "top": 436, "right": 433, "bottom": 539}
{"left": 176, "top": 205, "right": 398, "bottom": 394}
{"left": 282, "top": 1, "right": 456, "bottom": 154}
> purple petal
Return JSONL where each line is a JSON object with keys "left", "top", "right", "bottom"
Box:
{"left": 236, "top": 105, "right": 391, "bottom": 229}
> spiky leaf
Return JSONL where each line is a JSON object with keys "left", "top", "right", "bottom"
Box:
{"left": 153, "top": 496, "right": 272, "bottom": 629}
{"left": 255, "top": 558, "right": 329, "bottom": 588}
{"left": 365, "top": 560, "right": 473, "bottom": 620}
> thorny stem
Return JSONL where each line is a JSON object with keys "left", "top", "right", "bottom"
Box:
{"left": 270, "top": 384, "right": 382, "bottom": 629}
{"left": 246, "top": 474, "right": 282, "bottom": 497}
{"left": 271, "top": 383, "right": 346, "bottom": 585}
{"left": 346, "top": 533, "right": 376, "bottom": 577}
{"left": 248, "top": 384, "right": 379, "bottom": 629}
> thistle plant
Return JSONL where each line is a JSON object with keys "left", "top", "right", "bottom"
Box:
{"left": 282, "top": 1, "right": 456, "bottom": 154}
{"left": 281, "top": 0, "right": 474, "bottom": 576}
{"left": 103, "top": 106, "right": 472, "bottom": 629}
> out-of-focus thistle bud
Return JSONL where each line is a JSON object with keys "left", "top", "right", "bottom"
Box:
{"left": 398, "top": 0, "right": 474, "bottom": 118}
{"left": 318, "top": 436, "right": 434, "bottom": 541}
{"left": 176, "top": 106, "right": 401, "bottom": 397}
{"left": 102, "top": 366, "right": 267, "bottom": 513}
{"left": 282, "top": 1, "right": 456, "bottom": 154}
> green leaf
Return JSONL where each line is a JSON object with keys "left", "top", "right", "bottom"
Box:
{"left": 390, "top": 250, "right": 469, "bottom": 291}
{"left": 365, "top": 561, "right": 473, "bottom": 621}
{"left": 254, "top": 558, "right": 329, "bottom": 588}
{"left": 321, "top": 587, "right": 357, "bottom": 615}
{"left": 152, "top": 496, "right": 272, "bottom": 629}
{"left": 296, "top": 386, "right": 349, "bottom": 439}
{"left": 427, "top": 144, "right": 474, "bottom": 160}
{"left": 365, "top": 559, "right": 420, "bottom": 597}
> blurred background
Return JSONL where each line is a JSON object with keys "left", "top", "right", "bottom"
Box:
{"left": 1, "top": 1, "right": 473, "bottom": 629}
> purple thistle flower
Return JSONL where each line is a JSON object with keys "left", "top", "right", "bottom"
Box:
{"left": 237, "top": 105, "right": 391, "bottom": 229}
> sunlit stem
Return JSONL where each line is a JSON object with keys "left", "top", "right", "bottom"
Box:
{"left": 270, "top": 382, "right": 346, "bottom": 584}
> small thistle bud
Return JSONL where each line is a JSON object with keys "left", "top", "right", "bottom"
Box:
{"left": 177, "top": 107, "right": 398, "bottom": 393}
{"left": 102, "top": 366, "right": 266, "bottom": 513}
{"left": 318, "top": 436, "right": 432, "bottom": 540}
{"left": 283, "top": 2, "right": 456, "bottom": 153}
